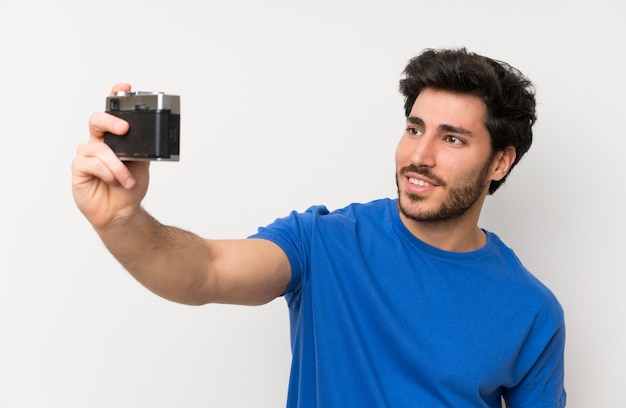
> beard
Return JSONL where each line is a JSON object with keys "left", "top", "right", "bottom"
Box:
{"left": 396, "top": 155, "right": 494, "bottom": 223}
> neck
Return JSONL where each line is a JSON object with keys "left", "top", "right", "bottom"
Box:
{"left": 399, "top": 202, "right": 487, "bottom": 252}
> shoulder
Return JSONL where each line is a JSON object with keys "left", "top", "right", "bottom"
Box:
{"left": 325, "top": 198, "right": 397, "bottom": 224}
{"left": 486, "top": 231, "right": 565, "bottom": 321}
{"left": 314, "top": 198, "right": 395, "bottom": 217}
{"left": 265, "top": 198, "right": 396, "bottom": 227}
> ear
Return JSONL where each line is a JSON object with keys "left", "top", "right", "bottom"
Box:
{"left": 490, "top": 146, "right": 516, "bottom": 182}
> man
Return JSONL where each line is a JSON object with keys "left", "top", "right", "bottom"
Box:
{"left": 72, "top": 48, "right": 566, "bottom": 407}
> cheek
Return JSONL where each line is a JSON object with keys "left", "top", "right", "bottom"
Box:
{"left": 394, "top": 138, "right": 410, "bottom": 167}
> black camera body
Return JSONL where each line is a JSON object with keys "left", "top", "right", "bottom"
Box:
{"left": 104, "top": 91, "right": 180, "bottom": 161}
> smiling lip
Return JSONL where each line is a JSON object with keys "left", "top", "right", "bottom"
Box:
{"left": 404, "top": 172, "right": 438, "bottom": 194}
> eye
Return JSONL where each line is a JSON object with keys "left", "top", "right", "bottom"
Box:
{"left": 444, "top": 135, "right": 465, "bottom": 145}
{"left": 406, "top": 127, "right": 423, "bottom": 136}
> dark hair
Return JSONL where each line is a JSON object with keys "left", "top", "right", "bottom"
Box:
{"left": 399, "top": 48, "right": 537, "bottom": 194}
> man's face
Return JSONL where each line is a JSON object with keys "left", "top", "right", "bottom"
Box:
{"left": 395, "top": 88, "right": 498, "bottom": 224}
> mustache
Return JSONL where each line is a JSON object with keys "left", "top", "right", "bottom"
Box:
{"left": 399, "top": 165, "right": 446, "bottom": 187}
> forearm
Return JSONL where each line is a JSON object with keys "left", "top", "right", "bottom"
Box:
{"left": 96, "top": 207, "right": 213, "bottom": 305}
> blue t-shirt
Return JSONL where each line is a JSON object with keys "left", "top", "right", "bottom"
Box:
{"left": 250, "top": 198, "right": 566, "bottom": 407}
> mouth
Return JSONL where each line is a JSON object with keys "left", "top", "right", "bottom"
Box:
{"left": 400, "top": 164, "right": 444, "bottom": 186}
{"left": 398, "top": 166, "right": 443, "bottom": 196}
{"left": 408, "top": 177, "right": 433, "bottom": 187}
{"left": 400, "top": 174, "right": 438, "bottom": 196}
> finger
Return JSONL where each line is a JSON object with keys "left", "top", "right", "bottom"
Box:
{"left": 86, "top": 83, "right": 131, "bottom": 142}
{"left": 72, "top": 151, "right": 119, "bottom": 189}
{"left": 110, "top": 82, "right": 132, "bottom": 96}
{"left": 75, "top": 142, "right": 136, "bottom": 189}
{"left": 88, "top": 112, "right": 129, "bottom": 142}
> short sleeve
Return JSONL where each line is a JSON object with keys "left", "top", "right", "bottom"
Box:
{"left": 248, "top": 205, "right": 330, "bottom": 297}
{"left": 503, "top": 304, "right": 567, "bottom": 407}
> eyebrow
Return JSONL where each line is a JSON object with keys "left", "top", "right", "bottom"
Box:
{"left": 407, "top": 116, "right": 475, "bottom": 137}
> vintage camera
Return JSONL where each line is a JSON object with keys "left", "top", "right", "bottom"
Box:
{"left": 104, "top": 91, "right": 180, "bottom": 161}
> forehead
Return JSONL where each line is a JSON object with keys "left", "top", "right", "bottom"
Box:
{"left": 410, "top": 88, "right": 488, "bottom": 134}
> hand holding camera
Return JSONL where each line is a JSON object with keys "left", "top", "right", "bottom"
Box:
{"left": 72, "top": 83, "right": 161, "bottom": 230}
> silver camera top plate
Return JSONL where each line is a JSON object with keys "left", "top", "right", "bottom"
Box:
{"left": 108, "top": 91, "right": 180, "bottom": 114}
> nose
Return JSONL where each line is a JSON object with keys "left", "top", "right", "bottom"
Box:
{"left": 409, "top": 134, "right": 437, "bottom": 168}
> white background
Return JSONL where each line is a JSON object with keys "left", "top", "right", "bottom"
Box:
{"left": 1, "top": 1, "right": 624, "bottom": 407}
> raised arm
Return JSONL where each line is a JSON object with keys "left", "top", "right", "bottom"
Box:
{"left": 71, "top": 84, "right": 291, "bottom": 306}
